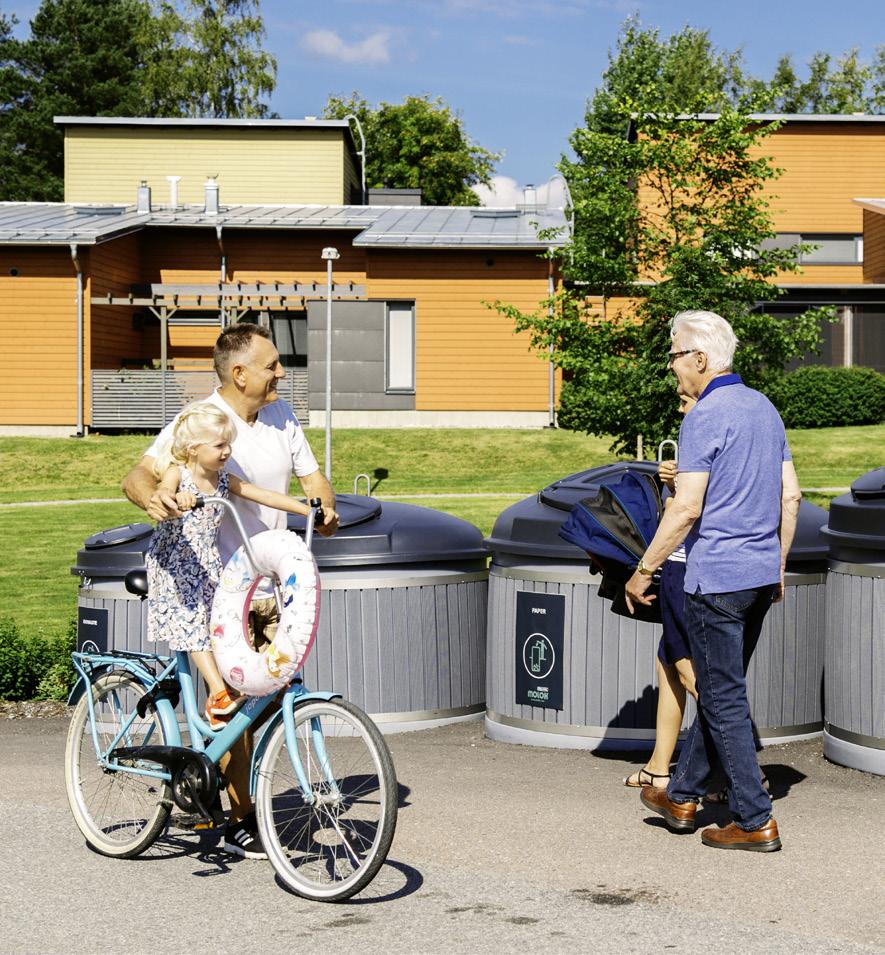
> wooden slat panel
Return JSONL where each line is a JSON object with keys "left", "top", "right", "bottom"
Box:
{"left": 90, "top": 368, "right": 308, "bottom": 428}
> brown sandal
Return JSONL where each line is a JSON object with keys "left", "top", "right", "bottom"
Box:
{"left": 624, "top": 767, "right": 671, "bottom": 789}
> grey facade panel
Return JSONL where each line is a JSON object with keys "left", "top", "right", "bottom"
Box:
{"left": 307, "top": 300, "right": 416, "bottom": 411}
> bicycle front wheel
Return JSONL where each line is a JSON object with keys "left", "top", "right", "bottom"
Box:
{"left": 255, "top": 699, "right": 397, "bottom": 901}
{"left": 65, "top": 672, "right": 172, "bottom": 858}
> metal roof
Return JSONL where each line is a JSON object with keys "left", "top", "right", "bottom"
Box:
{"left": 54, "top": 115, "right": 350, "bottom": 129}
{"left": 354, "top": 206, "right": 568, "bottom": 248}
{"left": 0, "top": 202, "right": 568, "bottom": 249}
{"left": 0, "top": 202, "right": 148, "bottom": 245}
{"left": 682, "top": 113, "right": 885, "bottom": 123}
{"left": 854, "top": 198, "right": 885, "bottom": 215}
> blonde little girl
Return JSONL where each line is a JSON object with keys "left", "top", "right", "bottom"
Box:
{"left": 146, "top": 401, "right": 311, "bottom": 727}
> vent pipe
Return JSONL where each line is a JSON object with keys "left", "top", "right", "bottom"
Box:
{"left": 136, "top": 181, "right": 151, "bottom": 214}
{"left": 166, "top": 175, "right": 181, "bottom": 209}
{"left": 204, "top": 178, "right": 219, "bottom": 216}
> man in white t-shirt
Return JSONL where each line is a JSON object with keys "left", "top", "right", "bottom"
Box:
{"left": 122, "top": 322, "right": 338, "bottom": 858}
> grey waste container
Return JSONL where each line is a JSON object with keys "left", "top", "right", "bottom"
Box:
{"left": 484, "top": 463, "right": 829, "bottom": 750}
{"left": 822, "top": 467, "right": 885, "bottom": 776}
{"left": 72, "top": 495, "right": 488, "bottom": 732}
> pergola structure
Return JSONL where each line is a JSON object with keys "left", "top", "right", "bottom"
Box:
{"left": 92, "top": 280, "right": 366, "bottom": 421}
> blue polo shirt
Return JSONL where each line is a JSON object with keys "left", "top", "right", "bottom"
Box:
{"left": 678, "top": 374, "right": 791, "bottom": 595}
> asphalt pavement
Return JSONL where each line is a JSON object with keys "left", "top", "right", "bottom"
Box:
{"left": 1, "top": 715, "right": 882, "bottom": 954}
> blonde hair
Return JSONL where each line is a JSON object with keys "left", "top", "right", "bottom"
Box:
{"left": 152, "top": 402, "right": 234, "bottom": 478}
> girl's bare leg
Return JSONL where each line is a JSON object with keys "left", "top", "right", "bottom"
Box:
{"left": 189, "top": 650, "right": 228, "bottom": 697}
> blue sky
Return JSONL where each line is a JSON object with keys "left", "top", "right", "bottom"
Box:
{"left": 8, "top": 0, "right": 885, "bottom": 204}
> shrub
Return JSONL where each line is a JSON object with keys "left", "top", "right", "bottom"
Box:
{"left": 0, "top": 618, "right": 76, "bottom": 702}
{"left": 766, "top": 365, "right": 885, "bottom": 429}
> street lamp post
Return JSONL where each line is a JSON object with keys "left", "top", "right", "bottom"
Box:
{"left": 321, "top": 247, "right": 340, "bottom": 480}
{"left": 542, "top": 173, "right": 575, "bottom": 429}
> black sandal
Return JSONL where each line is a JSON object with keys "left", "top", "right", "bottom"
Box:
{"left": 624, "top": 767, "right": 671, "bottom": 789}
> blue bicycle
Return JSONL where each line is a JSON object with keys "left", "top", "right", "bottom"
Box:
{"left": 64, "top": 500, "right": 398, "bottom": 901}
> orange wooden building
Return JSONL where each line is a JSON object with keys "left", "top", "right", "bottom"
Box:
{"left": 0, "top": 118, "right": 566, "bottom": 433}
{"left": 1, "top": 113, "right": 883, "bottom": 434}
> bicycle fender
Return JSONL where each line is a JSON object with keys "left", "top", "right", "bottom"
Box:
{"left": 67, "top": 668, "right": 182, "bottom": 745}
{"left": 67, "top": 669, "right": 110, "bottom": 706}
{"left": 249, "top": 691, "right": 342, "bottom": 796}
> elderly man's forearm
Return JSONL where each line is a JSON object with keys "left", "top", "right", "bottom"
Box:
{"left": 642, "top": 500, "right": 701, "bottom": 570}
{"left": 778, "top": 494, "right": 802, "bottom": 565}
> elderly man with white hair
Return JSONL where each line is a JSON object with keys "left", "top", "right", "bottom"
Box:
{"left": 625, "top": 309, "right": 802, "bottom": 852}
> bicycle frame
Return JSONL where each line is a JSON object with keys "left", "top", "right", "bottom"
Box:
{"left": 71, "top": 500, "right": 341, "bottom": 806}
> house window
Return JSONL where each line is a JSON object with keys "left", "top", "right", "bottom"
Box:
{"left": 386, "top": 302, "right": 415, "bottom": 393}
{"left": 270, "top": 311, "right": 308, "bottom": 367}
{"left": 798, "top": 234, "right": 863, "bottom": 265}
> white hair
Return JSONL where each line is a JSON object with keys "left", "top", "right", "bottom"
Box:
{"left": 152, "top": 401, "right": 233, "bottom": 478}
{"left": 670, "top": 310, "right": 737, "bottom": 373}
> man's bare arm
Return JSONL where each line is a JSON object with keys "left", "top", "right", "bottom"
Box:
{"left": 122, "top": 455, "right": 182, "bottom": 521}
{"left": 774, "top": 460, "right": 802, "bottom": 602}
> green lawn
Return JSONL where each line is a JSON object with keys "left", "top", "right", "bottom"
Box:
{"left": 0, "top": 424, "right": 880, "bottom": 637}
{"left": 0, "top": 423, "right": 880, "bottom": 503}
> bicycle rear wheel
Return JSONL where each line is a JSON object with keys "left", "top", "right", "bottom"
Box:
{"left": 65, "top": 672, "right": 172, "bottom": 858}
{"left": 255, "top": 699, "right": 397, "bottom": 901}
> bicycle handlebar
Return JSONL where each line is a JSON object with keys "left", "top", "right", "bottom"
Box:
{"left": 193, "top": 496, "right": 324, "bottom": 614}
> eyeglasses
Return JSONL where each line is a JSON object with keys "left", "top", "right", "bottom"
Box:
{"left": 666, "top": 349, "right": 697, "bottom": 367}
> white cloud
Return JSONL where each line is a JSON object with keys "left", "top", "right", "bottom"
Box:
{"left": 473, "top": 175, "right": 570, "bottom": 208}
{"left": 302, "top": 29, "right": 391, "bottom": 65}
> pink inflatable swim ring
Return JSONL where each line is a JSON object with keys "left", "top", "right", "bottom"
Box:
{"left": 209, "top": 529, "right": 321, "bottom": 696}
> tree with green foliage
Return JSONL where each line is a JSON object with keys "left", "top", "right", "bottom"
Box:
{"left": 141, "top": 1, "right": 276, "bottom": 118}
{"left": 585, "top": 17, "right": 746, "bottom": 136}
{"left": 0, "top": 0, "right": 277, "bottom": 201}
{"left": 496, "top": 79, "right": 833, "bottom": 452}
{"left": 0, "top": 0, "right": 152, "bottom": 200}
{"left": 323, "top": 92, "right": 500, "bottom": 206}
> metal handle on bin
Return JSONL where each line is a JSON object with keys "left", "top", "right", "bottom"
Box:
{"left": 353, "top": 473, "right": 371, "bottom": 496}
{"left": 657, "top": 439, "right": 678, "bottom": 464}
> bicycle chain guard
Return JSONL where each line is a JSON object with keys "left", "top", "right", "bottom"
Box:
{"left": 113, "top": 745, "right": 221, "bottom": 823}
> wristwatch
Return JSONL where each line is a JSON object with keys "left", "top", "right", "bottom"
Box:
{"left": 636, "top": 558, "right": 655, "bottom": 577}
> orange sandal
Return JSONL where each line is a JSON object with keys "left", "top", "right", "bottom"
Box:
{"left": 205, "top": 688, "right": 243, "bottom": 728}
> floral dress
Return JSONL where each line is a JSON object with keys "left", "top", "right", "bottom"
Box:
{"left": 146, "top": 467, "right": 229, "bottom": 651}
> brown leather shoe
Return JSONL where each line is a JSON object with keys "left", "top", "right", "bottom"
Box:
{"left": 701, "top": 818, "right": 782, "bottom": 852}
{"left": 640, "top": 785, "right": 697, "bottom": 832}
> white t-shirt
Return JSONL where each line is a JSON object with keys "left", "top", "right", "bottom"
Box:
{"left": 145, "top": 390, "right": 319, "bottom": 570}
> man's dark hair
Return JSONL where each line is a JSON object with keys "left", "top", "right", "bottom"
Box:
{"left": 214, "top": 323, "right": 272, "bottom": 382}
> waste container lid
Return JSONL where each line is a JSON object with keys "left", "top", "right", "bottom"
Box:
{"left": 822, "top": 467, "right": 885, "bottom": 558}
{"left": 287, "top": 494, "right": 486, "bottom": 567}
{"left": 73, "top": 496, "right": 485, "bottom": 576}
{"left": 485, "top": 462, "right": 658, "bottom": 561}
{"left": 84, "top": 523, "right": 153, "bottom": 549}
{"left": 849, "top": 466, "right": 885, "bottom": 501}
{"left": 486, "top": 461, "right": 830, "bottom": 565}
{"left": 73, "top": 523, "right": 154, "bottom": 577}
{"left": 788, "top": 500, "right": 829, "bottom": 564}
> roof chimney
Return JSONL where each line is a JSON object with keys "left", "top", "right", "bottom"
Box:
{"left": 204, "top": 178, "right": 219, "bottom": 216}
{"left": 136, "top": 181, "right": 151, "bottom": 214}
{"left": 166, "top": 175, "right": 181, "bottom": 209}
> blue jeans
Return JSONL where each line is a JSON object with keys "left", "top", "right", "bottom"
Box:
{"left": 668, "top": 585, "right": 776, "bottom": 831}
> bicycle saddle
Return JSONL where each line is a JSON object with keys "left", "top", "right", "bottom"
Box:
{"left": 124, "top": 569, "right": 148, "bottom": 596}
